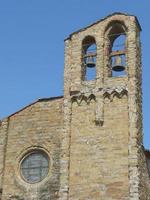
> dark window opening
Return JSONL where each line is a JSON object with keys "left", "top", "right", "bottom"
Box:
{"left": 82, "top": 36, "right": 96, "bottom": 81}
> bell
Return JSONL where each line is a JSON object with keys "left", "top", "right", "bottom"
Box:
{"left": 85, "top": 55, "right": 96, "bottom": 68}
{"left": 112, "top": 55, "right": 125, "bottom": 72}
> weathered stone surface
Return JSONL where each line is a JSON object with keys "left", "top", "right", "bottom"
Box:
{"left": 0, "top": 13, "right": 150, "bottom": 200}
{"left": 0, "top": 98, "right": 64, "bottom": 200}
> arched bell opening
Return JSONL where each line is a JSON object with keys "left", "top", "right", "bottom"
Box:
{"left": 82, "top": 36, "right": 97, "bottom": 81}
{"left": 107, "top": 22, "right": 127, "bottom": 77}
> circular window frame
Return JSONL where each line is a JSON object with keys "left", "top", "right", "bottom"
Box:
{"left": 18, "top": 147, "right": 51, "bottom": 185}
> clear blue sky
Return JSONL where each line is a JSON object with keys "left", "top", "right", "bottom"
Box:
{"left": 0, "top": 0, "right": 150, "bottom": 148}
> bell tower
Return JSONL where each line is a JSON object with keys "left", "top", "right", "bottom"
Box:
{"left": 59, "top": 13, "right": 145, "bottom": 200}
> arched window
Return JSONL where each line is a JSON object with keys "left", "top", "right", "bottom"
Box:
{"left": 82, "top": 36, "right": 97, "bottom": 81}
{"left": 107, "top": 22, "right": 127, "bottom": 77}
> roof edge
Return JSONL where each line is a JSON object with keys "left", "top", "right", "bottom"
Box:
{"left": 65, "top": 12, "right": 141, "bottom": 41}
{"left": 0, "top": 96, "right": 64, "bottom": 122}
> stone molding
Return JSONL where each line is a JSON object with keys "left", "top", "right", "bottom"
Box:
{"left": 71, "top": 86, "right": 128, "bottom": 105}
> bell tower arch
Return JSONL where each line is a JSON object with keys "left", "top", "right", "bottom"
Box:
{"left": 82, "top": 36, "right": 97, "bottom": 81}
{"left": 105, "top": 21, "right": 127, "bottom": 77}
{"left": 60, "top": 13, "right": 145, "bottom": 200}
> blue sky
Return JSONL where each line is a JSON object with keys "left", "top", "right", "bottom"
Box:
{"left": 0, "top": 0, "right": 150, "bottom": 148}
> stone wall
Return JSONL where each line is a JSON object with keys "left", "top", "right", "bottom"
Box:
{"left": 0, "top": 97, "right": 63, "bottom": 200}
{"left": 0, "top": 119, "right": 9, "bottom": 195}
{"left": 139, "top": 149, "right": 150, "bottom": 200}
{"left": 69, "top": 94, "right": 129, "bottom": 200}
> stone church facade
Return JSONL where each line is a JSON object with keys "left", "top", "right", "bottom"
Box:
{"left": 0, "top": 12, "right": 150, "bottom": 200}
